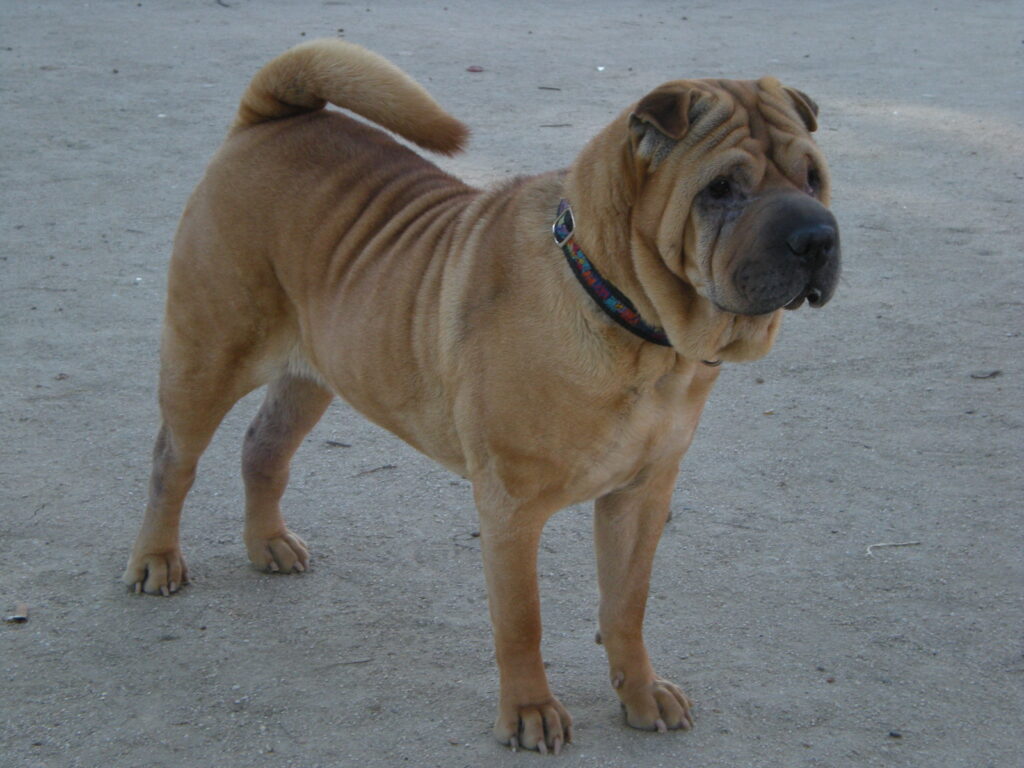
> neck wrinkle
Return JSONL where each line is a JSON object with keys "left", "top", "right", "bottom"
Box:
{"left": 564, "top": 116, "right": 662, "bottom": 330}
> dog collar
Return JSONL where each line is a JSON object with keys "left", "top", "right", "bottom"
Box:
{"left": 553, "top": 200, "right": 672, "bottom": 347}
{"left": 552, "top": 200, "right": 722, "bottom": 366}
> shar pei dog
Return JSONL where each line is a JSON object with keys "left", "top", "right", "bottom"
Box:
{"left": 124, "top": 40, "right": 840, "bottom": 754}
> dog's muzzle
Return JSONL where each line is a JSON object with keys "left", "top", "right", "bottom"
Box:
{"left": 718, "top": 193, "right": 841, "bottom": 316}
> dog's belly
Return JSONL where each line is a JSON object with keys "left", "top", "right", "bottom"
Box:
{"left": 290, "top": 292, "right": 471, "bottom": 476}
{"left": 328, "top": 366, "right": 469, "bottom": 477}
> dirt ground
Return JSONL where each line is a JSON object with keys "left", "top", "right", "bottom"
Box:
{"left": 2, "top": 1, "right": 1021, "bottom": 766}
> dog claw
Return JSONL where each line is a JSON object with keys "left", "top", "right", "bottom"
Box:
{"left": 656, "top": 718, "right": 667, "bottom": 733}
{"left": 537, "top": 739, "right": 547, "bottom": 755}
{"left": 553, "top": 736, "right": 563, "bottom": 755}
{"left": 509, "top": 735, "right": 518, "bottom": 752}
{"left": 248, "top": 532, "right": 308, "bottom": 575}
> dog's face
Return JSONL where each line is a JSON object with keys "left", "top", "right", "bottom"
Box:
{"left": 629, "top": 77, "right": 841, "bottom": 317}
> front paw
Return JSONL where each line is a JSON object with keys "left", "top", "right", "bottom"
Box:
{"left": 245, "top": 529, "right": 309, "bottom": 573}
{"left": 494, "top": 696, "right": 573, "bottom": 754}
{"left": 123, "top": 549, "right": 188, "bottom": 596}
{"left": 615, "top": 674, "right": 694, "bottom": 732}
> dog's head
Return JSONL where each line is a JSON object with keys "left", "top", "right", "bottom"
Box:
{"left": 626, "top": 77, "right": 840, "bottom": 321}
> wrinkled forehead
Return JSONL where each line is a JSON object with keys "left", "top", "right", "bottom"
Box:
{"left": 676, "top": 77, "right": 822, "bottom": 172}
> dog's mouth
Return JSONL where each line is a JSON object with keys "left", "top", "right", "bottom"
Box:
{"left": 712, "top": 281, "right": 827, "bottom": 316}
{"left": 783, "top": 284, "right": 826, "bottom": 311}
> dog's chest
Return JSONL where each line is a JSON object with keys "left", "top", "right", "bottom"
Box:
{"left": 593, "top": 368, "right": 711, "bottom": 481}
{"left": 489, "top": 361, "right": 717, "bottom": 505}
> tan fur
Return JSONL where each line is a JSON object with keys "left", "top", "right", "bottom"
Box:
{"left": 234, "top": 39, "right": 468, "bottom": 154}
{"left": 124, "top": 40, "right": 837, "bottom": 752}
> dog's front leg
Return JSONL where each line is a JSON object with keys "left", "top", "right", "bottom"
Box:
{"left": 477, "top": 494, "right": 572, "bottom": 754}
{"left": 593, "top": 460, "right": 694, "bottom": 733}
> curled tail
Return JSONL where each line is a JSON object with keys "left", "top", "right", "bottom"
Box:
{"left": 233, "top": 39, "right": 469, "bottom": 155}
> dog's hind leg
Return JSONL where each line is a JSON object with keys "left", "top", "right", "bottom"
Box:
{"left": 123, "top": 324, "right": 265, "bottom": 595}
{"left": 123, "top": 211, "right": 292, "bottom": 595}
{"left": 241, "top": 372, "right": 333, "bottom": 573}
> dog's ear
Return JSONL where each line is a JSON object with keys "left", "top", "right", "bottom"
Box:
{"left": 629, "top": 85, "right": 701, "bottom": 169}
{"left": 630, "top": 85, "right": 695, "bottom": 140}
{"left": 784, "top": 86, "right": 818, "bottom": 133}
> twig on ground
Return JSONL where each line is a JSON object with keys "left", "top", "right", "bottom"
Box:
{"left": 355, "top": 464, "right": 397, "bottom": 477}
{"left": 452, "top": 531, "right": 481, "bottom": 550}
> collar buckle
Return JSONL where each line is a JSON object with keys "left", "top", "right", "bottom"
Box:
{"left": 552, "top": 201, "right": 576, "bottom": 247}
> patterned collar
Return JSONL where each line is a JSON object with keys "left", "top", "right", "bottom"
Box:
{"left": 551, "top": 200, "right": 723, "bottom": 367}
{"left": 552, "top": 199, "right": 672, "bottom": 347}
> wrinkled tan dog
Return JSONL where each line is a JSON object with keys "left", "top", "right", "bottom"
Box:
{"left": 124, "top": 40, "right": 840, "bottom": 753}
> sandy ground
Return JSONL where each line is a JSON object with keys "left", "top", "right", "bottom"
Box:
{"left": 2, "top": 1, "right": 1022, "bottom": 766}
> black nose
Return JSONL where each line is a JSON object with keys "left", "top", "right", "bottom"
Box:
{"left": 786, "top": 223, "right": 836, "bottom": 267}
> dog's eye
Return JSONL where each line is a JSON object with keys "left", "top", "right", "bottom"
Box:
{"left": 707, "top": 177, "right": 732, "bottom": 200}
{"left": 807, "top": 166, "right": 822, "bottom": 193}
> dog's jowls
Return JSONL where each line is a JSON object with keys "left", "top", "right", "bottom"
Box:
{"left": 124, "top": 39, "right": 840, "bottom": 753}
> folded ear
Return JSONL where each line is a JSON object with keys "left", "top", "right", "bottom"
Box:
{"left": 784, "top": 86, "right": 819, "bottom": 133}
{"left": 629, "top": 84, "right": 702, "bottom": 169}
{"left": 629, "top": 84, "right": 696, "bottom": 140}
